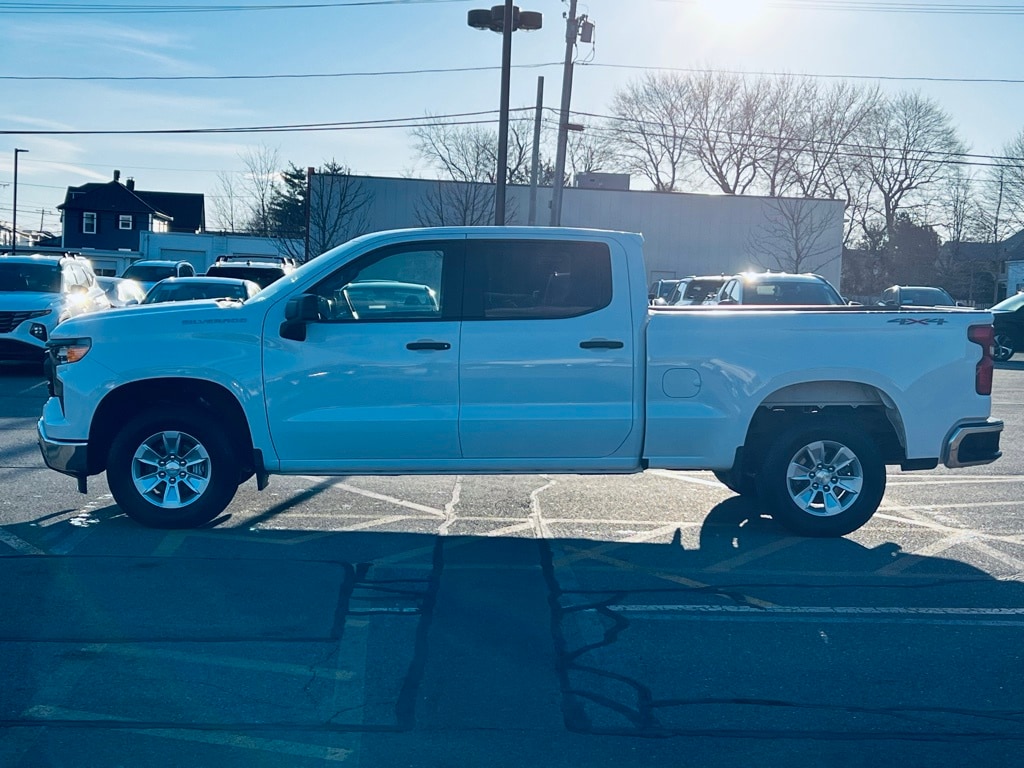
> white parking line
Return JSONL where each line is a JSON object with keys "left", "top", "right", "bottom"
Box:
{"left": 326, "top": 480, "right": 446, "bottom": 518}
{"left": 99, "top": 645, "right": 356, "bottom": 681}
{"left": 21, "top": 707, "right": 353, "bottom": 762}
{"left": 604, "top": 604, "right": 1024, "bottom": 627}
{"left": 0, "top": 528, "right": 44, "bottom": 555}
{"left": 874, "top": 532, "right": 977, "bottom": 575}
{"left": 646, "top": 469, "right": 728, "bottom": 488}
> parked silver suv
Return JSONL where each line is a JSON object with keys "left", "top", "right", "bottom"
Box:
{"left": 0, "top": 253, "right": 110, "bottom": 361}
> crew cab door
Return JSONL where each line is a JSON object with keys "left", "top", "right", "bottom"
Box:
{"left": 458, "top": 237, "right": 636, "bottom": 459}
{"left": 263, "top": 240, "right": 463, "bottom": 468}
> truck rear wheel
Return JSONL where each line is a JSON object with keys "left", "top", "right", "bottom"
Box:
{"left": 107, "top": 407, "right": 240, "bottom": 528}
{"left": 757, "top": 419, "right": 885, "bottom": 537}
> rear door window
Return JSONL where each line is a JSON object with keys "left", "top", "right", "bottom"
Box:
{"left": 463, "top": 240, "right": 612, "bottom": 320}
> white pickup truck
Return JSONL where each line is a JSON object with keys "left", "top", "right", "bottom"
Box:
{"left": 37, "top": 227, "right": 1003, "bottom": 537}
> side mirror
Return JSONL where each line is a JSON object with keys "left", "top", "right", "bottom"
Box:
{"left": 281, "top": 294, "right": 327, "bottom": 341}
{"left": 125, "top": 299, "right": 139, "bottom": 307}
{"left": 718, "top": 297, "right": 737, "bottom": 306}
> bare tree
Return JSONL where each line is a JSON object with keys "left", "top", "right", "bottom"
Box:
{"left": 753, "top": 76, "right": 815, "bottom": 197}
{"left": 414, "top": 180, "right": 497, "bottom": 227}
{"left": 986, "top": 131, "right": 1024, "bottom": 239}
{"left": 208, "top": 171, "right": 244, "bottom": 233}
{"left": 293, "top": 165, "right": 375, "bottom": 260}
{"left": 603, "top": 72, "right": 693, "bottom": 191}
{"left": 854, "top": 91, "right": 964, "bottom": 240}
{"left": 748, "top": 197, "right": 842, "bottom": 274}
{"left": 240, "top": 144, "right": 282, "bottom": 237}
{"left": 567, "top": 123, "right": 616, "bottom": 178}
{"left": 411, "top": 112, "right": 536, "bottom": 185}
{"left": 685, "top": 71, "right": 769, "bottom": 195}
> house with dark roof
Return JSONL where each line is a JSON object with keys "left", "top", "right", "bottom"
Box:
{"left": 57, "top": 170, "right": 205, "bottom": 251}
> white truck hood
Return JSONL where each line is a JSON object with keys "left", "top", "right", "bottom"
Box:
{"left": 54, "top": 299, "right": 251, "bottom": 339}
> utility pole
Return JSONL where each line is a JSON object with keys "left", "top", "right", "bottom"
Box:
{"left": 304, "top": 166, "right": 314, "bottom": 263}
{"left": 550, "top": 0, "right": 578, "bottom": 227}
{"left": 12, "top": 148, "right": 28, "bottom": 254}
{"left": 528, "top": 76, "right": 544, "bottom": 225}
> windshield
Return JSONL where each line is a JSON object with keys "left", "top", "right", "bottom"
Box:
{"left": 650, "top": 280, "right": 679, "bottom": 300}
{"left": 745, "top": 279, "right": 844, "bottom": 305}
{"left": 122, "top": 265, "right": 178, "bottom": 282}
{"left": 682, "top": 279, "right": 725, "bottom": 302}
{"left": 898, "top": 287, "right": 955, "bottom": 306}
{"left": 991, "top": 292, "right": 1024, "bottom": 312}
{"left": 0, "top": 262, "right": 61, "bottom": 292}
{"left": 143, "top": 282, "right": 249, "bottom": 304}
{"left": 205, "top": 265, "right": 285, "bottom": 288}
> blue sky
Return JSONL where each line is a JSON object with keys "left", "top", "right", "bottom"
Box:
{"left": 4, "top": 0, "right": 1024, "bottom": 232}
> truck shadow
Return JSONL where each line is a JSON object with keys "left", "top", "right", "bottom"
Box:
{"left": 2, "top": 495, "right": 1022, "bottom": 757}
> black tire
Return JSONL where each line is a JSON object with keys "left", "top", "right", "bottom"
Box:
{"left": 107, "top": 406, "right": 241, "bottom": 528}
{"left": 713, "top": 468, "right": 758, "bottom": 497}
{"left": 993, "top": 333, "right": 1014, "bottom": 362}
{"left": 757, "top": 419, "right": 885, "bottom": 537}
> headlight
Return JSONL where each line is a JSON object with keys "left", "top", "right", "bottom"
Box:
{"left": 47, "top": 337, "right": 92, "bottom": 365}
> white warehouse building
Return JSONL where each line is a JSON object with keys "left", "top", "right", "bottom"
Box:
{"left": 308, "top": 174, "right": 847, "bottom": 289}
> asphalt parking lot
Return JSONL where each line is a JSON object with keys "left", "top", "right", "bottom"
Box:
{"left": 1, "top": 361, "right": 1022, "bottom": 766}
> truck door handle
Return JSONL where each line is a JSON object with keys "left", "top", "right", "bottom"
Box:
{"left": 580, "top": 339, "right": 624, "bottom": 349}
{"left": 406, "top": 341, "right": 451, "bottom": 351}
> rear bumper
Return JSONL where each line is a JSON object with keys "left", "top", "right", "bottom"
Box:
{"left": 943, "top": 419, "right": 1003, "bottom": 468}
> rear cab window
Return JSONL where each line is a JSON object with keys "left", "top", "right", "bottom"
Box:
{"left": 463, "top": 239, "right": 612, "bottom": 320}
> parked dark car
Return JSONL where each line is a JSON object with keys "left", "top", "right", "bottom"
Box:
{"left": 710, "top": 272, "right": 846, "bottom": 306}
{"left": 990, "top": 292, "right": 1024, "bottom": 361}
{"left": 878, "top": 285, "right": 958, "bottom": 308}
{"left": 204, "top": 254, "right": 297, "bottom": 289}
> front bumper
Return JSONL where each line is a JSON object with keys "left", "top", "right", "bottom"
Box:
{"left": 943, "top": 418, "right": 1003, "bottom": 468}
{"left": 37, "top": 418, "right": 89, "bottom": 483}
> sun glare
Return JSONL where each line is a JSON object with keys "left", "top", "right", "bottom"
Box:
{"left": 692, "top": 0, "right": 769, "bottom": 31}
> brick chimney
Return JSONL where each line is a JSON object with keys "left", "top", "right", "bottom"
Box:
{"left": 113, "top": 169, "right": 121, "bottom": 182}
{"left": 126, "top": 178, "right": 135, "bottom": 191}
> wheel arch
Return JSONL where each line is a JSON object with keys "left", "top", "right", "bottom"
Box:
{"left": 735, "top": 380, "right": 906, "bottom": 475}
{"left": 88, "top": 377, "right": 255, "bottom": 476}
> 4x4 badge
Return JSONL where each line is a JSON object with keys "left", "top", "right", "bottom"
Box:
{"left": 887, "top": 317, "right": 947, "bottom": 325}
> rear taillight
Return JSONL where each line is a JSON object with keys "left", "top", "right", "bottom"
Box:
{"left": 969, "top": 324, "right": 994, "bottom": 395}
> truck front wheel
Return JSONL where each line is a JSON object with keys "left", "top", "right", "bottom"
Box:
{"left": 757, "top": 420, "right": 885, "bottom": 537}
{"left": 107, "top": 407, "right": 241, "bottom": 528}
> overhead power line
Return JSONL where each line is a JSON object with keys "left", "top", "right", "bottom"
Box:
{"left": 9, "top": 0, "right": 1024, "bottom": 14}
{"left": 579, "top": 63, "right": 1024, "bottom": 86}
{"left": 5, "top": 62, "right": 1024, "bottom": 87}
{"left": 552, "top": 109, "right": 1024, "bottom": 173}
{"left": 0, "top": 108, "right": 535, "bottom": 136}
{"left": 0, "top": 63, "right": 561, "bottom": 82}
{"left": 657, "top": 0, "right": 1024, "bottom": 15}
{"left": 0, "top": 0, "right": 467, "bottom": 14}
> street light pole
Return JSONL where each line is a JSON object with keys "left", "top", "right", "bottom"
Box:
{"left": 468, "top": 4, "right": 542, "bottom": 226}
{"left": 12, "top": 148, "right": 28, "bottom": 254}
{"left": 495, "top": 0, "right": 514, "bottom": 226}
